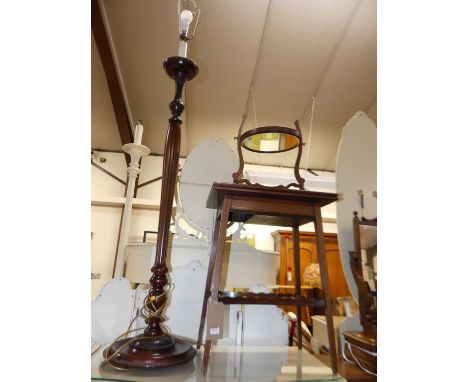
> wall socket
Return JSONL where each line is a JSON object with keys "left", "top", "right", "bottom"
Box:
{"left": 91, "top": 273, "right": 101, "bottom": 279}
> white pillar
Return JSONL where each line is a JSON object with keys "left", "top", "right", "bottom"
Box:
{"left": 114, "top": 134, "right": 150, "bottom": 277}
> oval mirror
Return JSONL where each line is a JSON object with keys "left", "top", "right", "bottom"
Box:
{"left": 336, "top": 112, "right": 377, "bottom": 301}
{"left": 179, "top": 138, "right": 238, "bottom": 233}
{"left": 240, "top": 126, "right": 300, "bottom": 153}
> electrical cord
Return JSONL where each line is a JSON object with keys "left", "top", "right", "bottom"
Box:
{"left": 342, "top": 338, "right": 377, "bottom": 377}
{"left": 100, "top": 283, "right": 175, "bottom": 371}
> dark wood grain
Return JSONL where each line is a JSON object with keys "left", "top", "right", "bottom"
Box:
{"left": 104, "top": 337, "right": 196, "bottom": 369}
{"left": 91, "top": 0, "right": 133, "bottom": 164}
{"left": 274, "top": 231, "right": 351, "bottom": 298}
{"left": 207, "top": 183, "right": 338, "bottom": 209}
{"left": 314, "top": 205, "right": 338, "bottom": 375}
{"left": 217, "top": 291, "right": 325, "bottom": 306}
{"left": 233, "top": 121, "right": 305, "bottom": 189}
{"left": 239, "top": 125, "right": 301, "bottom": 153}
{"left": 202, "top": 340, "right": 212, "bottom": 375}
{"left": 146, "top": 56, "right": 198, "bottom": 341}
{"left": 210, "top": 197, "right": 232, "bottom": 300}
{"left": 351, "top": 212, "right": 377, "bottom": 338}
{"left": 107, "top": 56, "right": 198, "bottom": 369}
{"left": 338, "top": 356, "right": 377, "bottom": 382}
{"left": 292, "top": 224, "right": 302, "bottom": 349}
{"left": 197, "top": 216, "right": 221, "bottom": 349}
{"left": 199, "top": 182, "right": 339, "bottom": 374}
{"left": 343, "top": 332, "right": 377, "bottom": 375}
{"left": 293, "top": 120, "right": 306, "bottom": 189}
{"left": 341, "top": 212, "right": 378, "bottom": 377}
{"left": 232, "top": 114, "right": 249, "bottom": 184}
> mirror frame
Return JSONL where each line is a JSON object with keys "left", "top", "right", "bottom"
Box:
{"left": 240, "top": 126, "right": 301, "bottom": 153}
{"left": 232, "top": 119, "right": 305, "bottom": 190}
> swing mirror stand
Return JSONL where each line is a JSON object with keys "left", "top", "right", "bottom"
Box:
{"left": 233, "top": 119, "right": 305, "bottom": 190}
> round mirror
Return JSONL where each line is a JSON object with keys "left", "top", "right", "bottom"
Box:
{"left": 240, "top": 126, "right": 301, "bottom": 153}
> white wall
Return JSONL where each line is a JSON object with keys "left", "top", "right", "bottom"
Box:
{"left": 91, "top": 151, "right": 183, "bottom": 298}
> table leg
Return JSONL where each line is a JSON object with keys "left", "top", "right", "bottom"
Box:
{"left": 202, "top": 339, "right": 212, "bottom": 375}
{"left": 201, "top": 197, "right": 231, "bottom": 373}
{"left": 313, "top": 205, "right": 338, "bottom": 375}
{"left": 197, "top": 216, "right": 221, "bottom": 349}
{"left": 210, "top": 197, "right": 232, "bottom": 300}
{"left": 292, "top": 224, "right": 302, "bottom": 350}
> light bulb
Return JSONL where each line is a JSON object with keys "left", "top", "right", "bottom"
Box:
{"left": 179, "top": 10, "right": 193, "bottom": 37}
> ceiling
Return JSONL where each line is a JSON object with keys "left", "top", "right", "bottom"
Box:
{"left": 92, "top": 0, "right": 376, "bottom": 171}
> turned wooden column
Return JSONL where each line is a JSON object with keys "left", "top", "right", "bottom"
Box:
{"left": 104, "top": 57, "right": 198, "bottom": 370}
{"left": 145, "top": 56, "right": 198, "bottom": 337}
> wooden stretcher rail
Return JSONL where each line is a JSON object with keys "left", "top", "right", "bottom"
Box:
{"left": 217, "top": 291, "right": 325, "bottom": 307}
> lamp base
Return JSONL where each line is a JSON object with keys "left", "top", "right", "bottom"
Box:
{"left": 104, "top": 334, "right": 196, "bottom": 369}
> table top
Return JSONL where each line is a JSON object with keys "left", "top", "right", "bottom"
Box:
{"left": 91, "top": 345, "right": 346, "bottom": 382}
{"left": 206, "top": 183, "right": 338, "bottom": 227}
{"left": 207, "top": 183, "right": 338, "bottom": 209}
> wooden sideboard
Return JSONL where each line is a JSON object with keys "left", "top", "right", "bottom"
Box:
{"left": 272, "top": 231, "right": 351, "bottom": 325}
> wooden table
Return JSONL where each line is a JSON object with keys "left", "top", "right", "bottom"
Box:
{"left": 196, "top": 182, "right": 339, "bottom": 375}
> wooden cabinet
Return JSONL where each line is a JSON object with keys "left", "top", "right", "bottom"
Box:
{"left": 272, "top": 230, "right": 351, "bottom": 325}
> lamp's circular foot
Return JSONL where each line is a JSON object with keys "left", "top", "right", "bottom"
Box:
{"left": 130, "top": 334, "right": 175, "bottom": 351}
{"left": 104, "top": 334, "right": 196, "bottom": 369}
